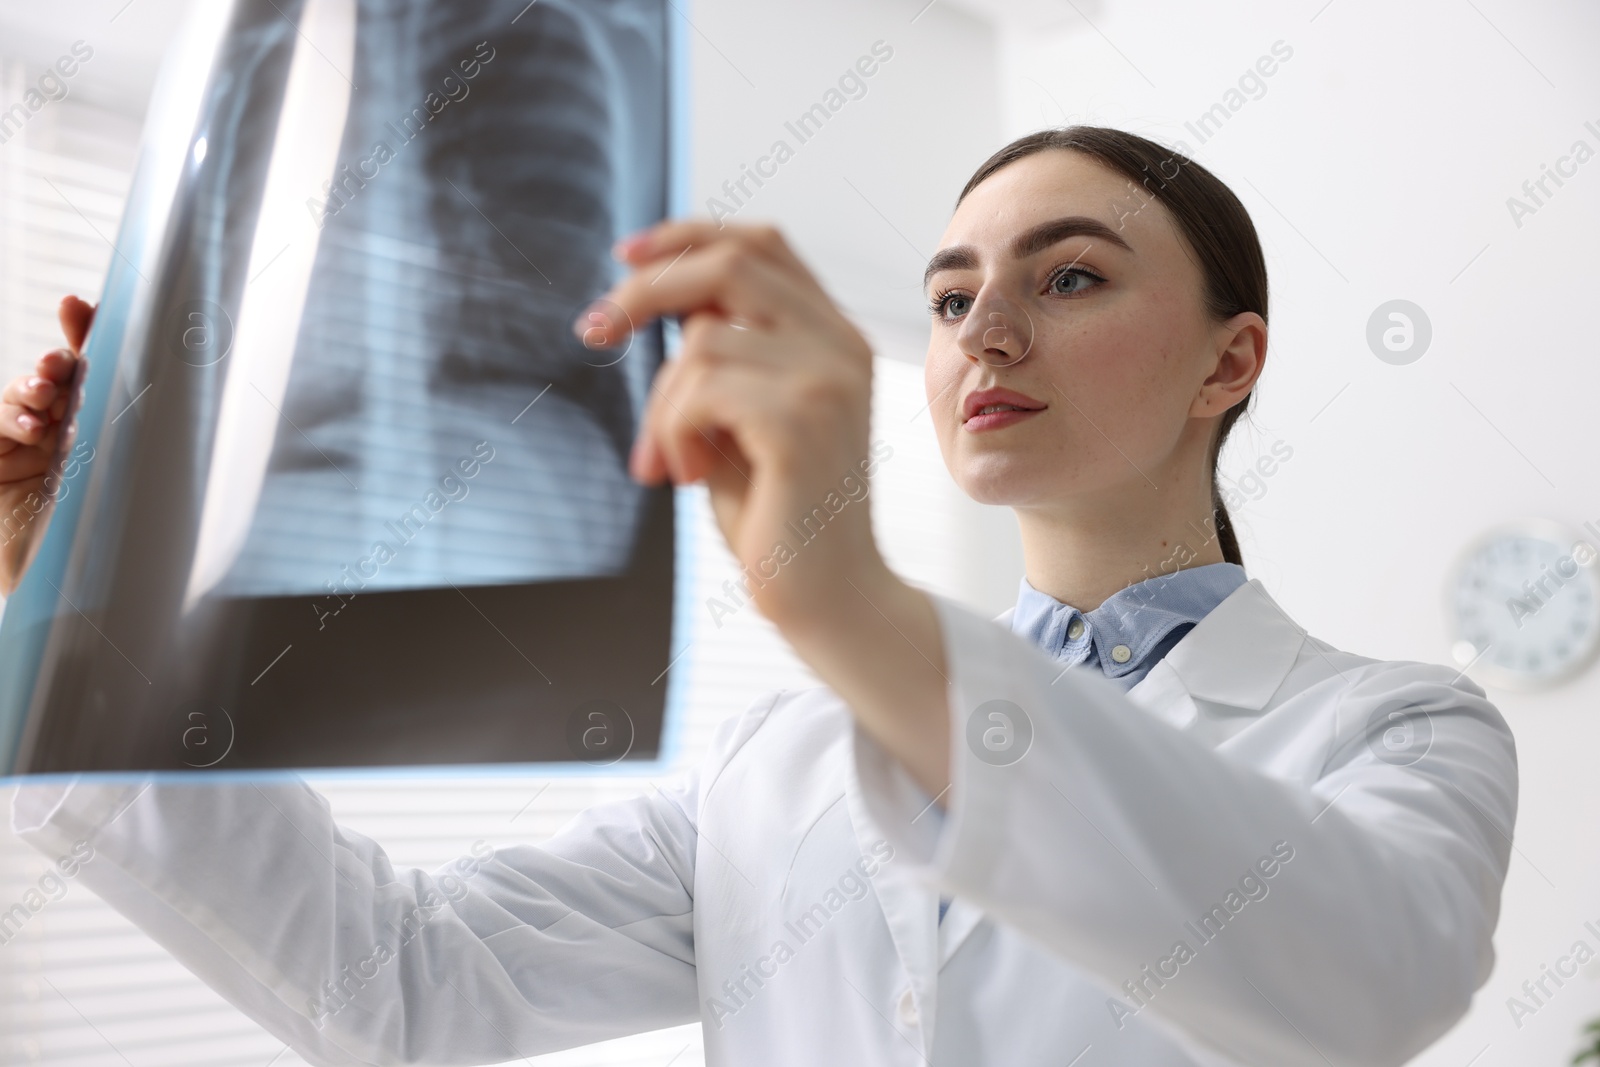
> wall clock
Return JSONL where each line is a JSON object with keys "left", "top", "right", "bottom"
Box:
{"left": 1449, "top": 520, "right": 1600, "bottom": 690}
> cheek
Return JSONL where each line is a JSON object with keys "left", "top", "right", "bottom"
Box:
{"left": 1055, "top": 306, "right": 1189, "bottom": 418}
{"left": 1026, "top": 313, "right": 1195, "bottom": 478}
{"left": 924, "top": 343, "right": 965, "bottom": 439}
{"left": 1037, "top": 318, "right": 1139, "bottom": 415}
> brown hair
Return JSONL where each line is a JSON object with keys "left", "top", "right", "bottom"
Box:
{"left": 957, "top": 126, "right": 1266, "bottom": 567}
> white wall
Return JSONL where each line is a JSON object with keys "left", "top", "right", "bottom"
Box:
{"left": 992, "top": 0, "right": 1600, "bottom": 1062}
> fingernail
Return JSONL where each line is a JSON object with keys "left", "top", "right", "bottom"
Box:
{"left": 18, "top": 413, "right": 42, "bottom": 431}
{"left": 27, "top": 377, "right": 47, "bottom": 391}
{"left": 576, "top": 302, "right": 601, "bottom": 343}
{"left": 574, "top": 302, "right": 608, "bottom": 347}
{"left": 612, "top": 230, "right": 651, "bottom": 260}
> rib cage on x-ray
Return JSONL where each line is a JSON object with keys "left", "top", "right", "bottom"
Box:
{"left": 221, "top": 0, "right": 665, "bottom": 596}
{"left": 0, "top": 0, "right": 681, "bottom": 773}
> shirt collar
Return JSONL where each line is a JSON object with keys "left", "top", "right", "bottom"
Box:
{"left": 1009, "top": 563, "right": 1248, "bottom": 681}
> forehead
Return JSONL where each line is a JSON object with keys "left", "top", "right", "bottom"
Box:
{"left": 937, "top": 149, "right": 1181, "bottom": 260}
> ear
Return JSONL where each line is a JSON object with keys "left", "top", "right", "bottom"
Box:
{"left": 1190, "top": 311, "right": 1266, "bottom": 418}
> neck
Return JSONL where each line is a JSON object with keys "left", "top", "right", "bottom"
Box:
{"left": 1014, "top": 467, "right": 1227, "bottom": 613}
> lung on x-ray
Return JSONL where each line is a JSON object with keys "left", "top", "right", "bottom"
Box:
{"left": 0, "top": 0, "right": 689, "bottom": 775}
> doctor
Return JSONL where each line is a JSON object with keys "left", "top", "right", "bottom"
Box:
{"left": 3, "top": 126, "right": 1516, "bottom": 1066}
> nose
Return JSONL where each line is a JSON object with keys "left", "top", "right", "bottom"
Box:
{"left": 955, "top": 288, "right": 1034, "bottom": 367}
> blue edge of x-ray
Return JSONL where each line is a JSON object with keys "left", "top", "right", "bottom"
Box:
{"left": 0, "top": 2, "right": 697, "bottom": 785}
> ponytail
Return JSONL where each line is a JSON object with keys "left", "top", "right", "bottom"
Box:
{"left": 1210, "top": 398, "right": 1249, "bottom": 567}
{"left": 1212, "top": 481, "right": 1243, "bottom": 566}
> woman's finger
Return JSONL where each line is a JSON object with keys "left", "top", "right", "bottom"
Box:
{"left": 617, "top": 219, "right": 815, "bottom": 280}
{"left": 630, "top": 356, "right": 684, "bottom": 486}
{"left": 1, "top": 402, "right": 49, "bottom": 445}
{"left": 59, "top": 296, "right": 95, "bottom": 353}
{"left": 651, "top": 342, "right": 791, "bottom": 488}
{"left": 651, "top": 358, "right": 739, "bottom": 488}
{"left": 654, "top": 357, "right": 742, "bottom": 486}
{"left": 34, "top": 348, "right": 79, "bottom": 385}
{"left": 677, "top": 311, "right": 791, "bottom": 370}
{"left": 3, "top": 374, "right": 58, "bottom": 412}
{"left": 631, "top": 311, "right": 790, "bottom": 484}
{"left": 0, "top": 435, "right": 52, "bottom": 481}
{"left": 32, "top": 350, "right": 81, "bottom": 422}
{"left": 636, "top": 346, "right": 730, "bottom": 487}
{"left": 581, "top": 237, "right": 823, "bottom": 351}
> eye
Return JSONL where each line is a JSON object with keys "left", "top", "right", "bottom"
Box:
{"left": 1046, "top": 265, "right": 1105, "bottom": 296}
{"left": 929, "top": 289, "right": 973, "bottom": 322}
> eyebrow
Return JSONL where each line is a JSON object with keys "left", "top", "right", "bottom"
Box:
{"left": 922, "top": 215, "right": 1134, "bottom": 291}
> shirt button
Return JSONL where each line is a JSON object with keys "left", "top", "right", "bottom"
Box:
{"left": 1111, "top": 644, "right": 1132, "bottom": 664}
{"left": 1066, "top": 619, "right": 1086, "bottom": 640}
{"left": 897, "top": 988, "right": 920, "bottom": 1027}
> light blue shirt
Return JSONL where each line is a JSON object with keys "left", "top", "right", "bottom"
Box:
{"left": 938, "top": 562, "right": 1247, "bottom": 924}
{"left": 1008, "top": 562, "right": 1249, "bottom": 690}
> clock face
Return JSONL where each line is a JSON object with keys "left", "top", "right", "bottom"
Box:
{"left": 1449, "top": 523, "right": 1600, "bottom": 690}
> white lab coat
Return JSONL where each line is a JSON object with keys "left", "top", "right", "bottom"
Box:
{"left": 11, "top": 579, "right": 1517, "bottom": 1066}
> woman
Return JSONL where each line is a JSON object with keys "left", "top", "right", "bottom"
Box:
{"left": 2, "top": 127, "right": 1517, "bottom": 1066}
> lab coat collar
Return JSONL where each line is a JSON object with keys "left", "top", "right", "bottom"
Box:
{"left": 936, "top": 895, "right": 985, "bottom": 968}
{"left": 995, "top": 576, "right": 1301, "bottom": 711}
{"left": 1146, "top": 578, "right": 1305, "bottom": 711}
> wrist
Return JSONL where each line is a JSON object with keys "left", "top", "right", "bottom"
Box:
{"left": 780, "top": 566, "right": 952, "bottom": 799}
{"left": 766, "top": 552, "right": 902, "bottom": 647}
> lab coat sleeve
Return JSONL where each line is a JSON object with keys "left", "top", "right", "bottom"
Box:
{"left": 9, "top": 704, "right": 771, "bottom": 1066}
{"left": 851, "top": 594, "right": 1518, "bottom": 1067}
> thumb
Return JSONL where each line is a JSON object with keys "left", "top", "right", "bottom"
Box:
{"left": 58, "top": 295, "right": 96, "bottom": 353}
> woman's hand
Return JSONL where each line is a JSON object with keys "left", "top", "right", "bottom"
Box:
{"left": 587, "top": 221, "right": 887, "bottom": 629}
{"left": 0, "top": 296, "right": 93, "bottom": 596}
{"left": 582, "top": 222, "right": 952, "bottom": 798}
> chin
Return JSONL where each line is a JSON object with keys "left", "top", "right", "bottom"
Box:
{"left": 953, "top": 455, "right": 1063, "bottom": 507}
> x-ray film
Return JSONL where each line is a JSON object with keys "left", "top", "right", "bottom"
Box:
{"left": 0, "top": 0, "right": 691, "bottom": 775}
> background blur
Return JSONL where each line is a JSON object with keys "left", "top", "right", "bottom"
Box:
{"left": 1, "top": 0, "right": 1597, "bottom": 1064}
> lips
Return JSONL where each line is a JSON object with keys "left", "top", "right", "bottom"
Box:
{"left": 961, "top": 387, "right": 1047, "bottom": 423}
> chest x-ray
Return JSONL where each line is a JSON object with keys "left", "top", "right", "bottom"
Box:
{"left": 0, "top": 0, "right": 688, "bottom": 774}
